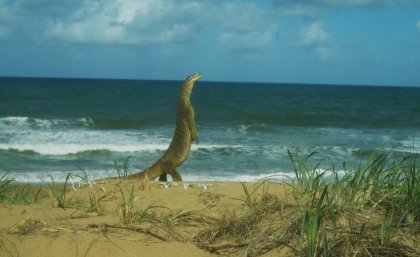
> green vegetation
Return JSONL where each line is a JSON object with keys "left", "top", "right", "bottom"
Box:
{"left": 44, "top": 173, "right": 72, "bottom": 209}
{"left": 0, "top": 171, "right": 105, "bottom": 212}
{"left": 194, "top": 151, "right": 420, "bottom": 256}
{"left": 0, "top": 173, "right": 14, "bottom": 201}
{"left": 114, "top": 156, "right": 134, "bottom": 178}
{"left": 117, "top": 183, "right": 137, "bottom": 224}
{"left": 0, "top": 151, "right": 419, "bottom": 256}
{"left": 240, "top": 179, "right": 270, "bottom": 209}
{"left": 5, "top": 183, "right": 42, "bottom": 204}
{"left": 75, "top": 168, "right": 107, "bottom": 213}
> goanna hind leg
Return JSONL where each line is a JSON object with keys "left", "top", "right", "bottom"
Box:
{"left": 170, "top": 168, "right": 182, "bottom": 182}
{"left": 158, "top": 172, "right": 168, "bottom": 182}
{"left": 160, "top": 161, "right": 182, "bottom": 182}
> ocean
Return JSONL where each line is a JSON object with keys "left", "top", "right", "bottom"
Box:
{"left": 1, "top": 77, "right": 419, "bottom": 183}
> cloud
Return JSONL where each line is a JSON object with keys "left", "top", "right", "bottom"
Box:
{"left": 315, "top": 46, "right": 335, "bottom": 59}
{"left": 3, "top": 0, "right": 418, "bottom": 55}
{"left": 217, "top": 2, "right": 277, "bottom": 51}
{"left": 279, "top": 4, "right": 322, "bottom": 19}
{"left": 44, "top": 0, "right": 202, "bottom": 44}
{"left": 1, "top": 0, "right": 277, "bottom": 53}
{"left": 0, "top": 0, "right": 86, "bottom": 42}
{"left": 315, "top": 0, "right": 388, "bottom": 7}
{"left": 272, "top": 0, "right": 420, "bottom": 18}
{"left": 272, "top": 0, "right": 394, "bottom": 8}
{"left": 41, "top": 0, "right": 276, "bottom": 52}
{"left": 0, "top": 2, "right": 13, "bottom": 22}
{"left": 0, "top": 1, "right": 15, "bottom": 40}
{"left": 298, "top": 21, "right": 335, "bottom": 59}
{"left": 220, "top": 30, "right": 274, "bottom": 52}
{"left": 0, "top": 26, "right": 9, "bottom": 40}
{"left": 299, "top": 21, "right": 330, "bottom": 47}
{"left": 15, "top": 0, "right": 84, "bottom": 17}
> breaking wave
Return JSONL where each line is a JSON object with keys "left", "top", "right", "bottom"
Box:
{"left": 0, "top": 116, "right": 94, "bottom": 129}
{"left": 0, "top": 143, "right": 246, "bottom": 156}
{"left": 0, "top": 116, "right": 147, "bottom": 130}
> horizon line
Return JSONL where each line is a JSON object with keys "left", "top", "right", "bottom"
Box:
{"left": 0, "top": 75, "right": 419, "bottom": 89}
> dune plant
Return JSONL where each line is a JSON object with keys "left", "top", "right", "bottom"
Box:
{"left": 345, "top": 153, "right": 391, "bottom": 207}
{"left": 0, "top": 174, "right": 41, "bottom": 204}
{"left": 288, "top": 151, "right": 327, "bottom": 205}
{"left": 0, "top": 173, "right": 13, "bottom": 201}
{"left": 7, "top": 183, "right": 41, "bottom": 204}
{"left": 44, "top": 173, "right": 72, "bottom": 209}
{"left": 133, "top": 204, "right": 164, "bottom": 224}
{"left": 74, "top": 168, "right": 107, "bottom": 213}
{"left": 86, "top": 189, "right": 107, "bottom": 214}
{"left": 290, "top": 150, "right": 420, "bottom": 256}
{"left": 114, "top": 156, "right": 134, "bottom": 177}
{"left": 240, "top": 179, "right": 270, "bottom": 209}
{"left": 398, "top": 154, "right": 419, "bottom": 223}
{"left": 194, "top": 150, "right": 419, "bottom": 257}
{"left": 117, "top": 183, "right": 136, "bottom": 225}
{"left": 300, "top": 187, "right": 336, "bottom": 257}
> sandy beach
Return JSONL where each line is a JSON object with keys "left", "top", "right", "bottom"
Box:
{"left": 0, "top": 180, "right": 295, "bottom": 257}
{"left": 1, "top": 173, "right": 420, "bottom": 257}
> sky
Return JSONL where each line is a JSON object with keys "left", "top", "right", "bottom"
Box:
{"left": 0, "top": 0, "right": 420, "bottom": 86}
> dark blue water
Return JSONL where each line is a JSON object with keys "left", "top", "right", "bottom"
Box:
{"left": 1, "top": 77, "right": 419, "bottom": 182}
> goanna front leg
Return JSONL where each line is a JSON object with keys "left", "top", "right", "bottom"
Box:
{"left": 186, "top": 109, "right": 199, "bottom": 144}
{"left": 190, "top": 126, "right": 199, "bottom": 144}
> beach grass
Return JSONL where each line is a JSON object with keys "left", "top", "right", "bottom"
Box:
{"left": 0, "top": 173, "right": 13, "bottom": 201}
{"left": 5, "top": 183, "right": 42, "bottom": 204}
{"left": 0, "top": 151, "right": 419, "bottom": 257}
{"left": 117, "top": 183, "right": 137, "bottom": 224}
{"left": 43, "top": 173, "right": 72, "bottom": 209}
{"left": 114, "top": 156, "right": 134, "bottom": 178}
{"left": 192, "top": 151, "right": 420, "bottom": 256}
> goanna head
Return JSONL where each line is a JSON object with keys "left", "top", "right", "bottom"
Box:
{"left": 182, "top": 72, "right": 203, "bottom": 97}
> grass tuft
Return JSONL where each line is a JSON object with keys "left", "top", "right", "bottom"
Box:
{"left": 43, "top": 173, "right": 72, "bottom": 209}
{"left": 0, "top": 150, "right": 418, "bottom": 257}
{"left": 0, "top": 174, "right": 14, "bottom": 201}
{"left": 193, "top": 151, "right": 420, "bottom": 257}
{"left": 117, "top": 183, "right": 137, "bottom": 225}
{"left": 6, "top": 184, "right": 42, "bottom": 204}
{"left": 114, "top": 156, "right": 134, "bottom": 178}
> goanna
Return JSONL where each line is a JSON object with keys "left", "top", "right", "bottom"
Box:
{"left": 121, "top": 72, "right": 202, "bottom": 182}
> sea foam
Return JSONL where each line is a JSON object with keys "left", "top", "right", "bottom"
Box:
{"left": 0, "top": 116, "right": 94, "bottom": 129}
{"left": 0, "top": 143, "right": 246, "bottom": 156}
